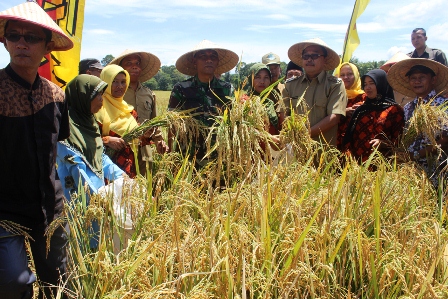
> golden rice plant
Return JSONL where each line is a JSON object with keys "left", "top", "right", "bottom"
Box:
{"left": 50, "top": 147, "right": 448, "bottom": 298}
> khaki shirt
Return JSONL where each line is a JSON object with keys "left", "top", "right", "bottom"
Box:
{"left": 124, "top": 82, "right": 157, "bottom": 122}
{"left": 282, "top": 71, "right": 347, "bottom": 145}
{"left": 124, "top": 82, "right": 162, "bottom": 144}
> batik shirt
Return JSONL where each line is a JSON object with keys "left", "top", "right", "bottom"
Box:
{"left": 0, "top": 65, "right": 69, "bottom": 227}
{"left": 404, "top": 90, "right": 448, "bottom": 186}
{"left": 168, "top": 76, "right": 232, "bottom": 161}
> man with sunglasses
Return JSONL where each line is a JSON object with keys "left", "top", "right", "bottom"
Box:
{"left": 0, "top": 2, "right": 73, "bottom": 298}
{"left": 283, "top": 38, "right": 347, "bottom": 146}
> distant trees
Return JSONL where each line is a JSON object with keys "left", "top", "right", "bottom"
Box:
{"left": 101, "top": 54, "right": 115, "bottom": 66}
{"left": 101, "top": 54, "right": 387, "bottom": 91}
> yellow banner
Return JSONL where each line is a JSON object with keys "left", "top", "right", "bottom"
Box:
{"left": 37, "top": 0, "right": 85, "bottom": 89}
{"left": 342, "top": 0, "right": 370, "bottom": 62}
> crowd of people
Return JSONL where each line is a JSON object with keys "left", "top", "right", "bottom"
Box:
{"left": 0, "top": 1, "right": 448, "bottom": 298}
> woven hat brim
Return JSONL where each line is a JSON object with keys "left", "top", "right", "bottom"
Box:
{"left": 288, "top": 41, "right": 340, "bottom": 71}
{"left": 109, "top": 50, "right": 161, "bottom": 82}
{"left": 0, "top": 2, "right": 73, "bottom": 51}
{"left": 176, "top": 48, "right": 239, "bottom": 76}
{"left": 387, "top": 58, "right": 448, "bottom": 98}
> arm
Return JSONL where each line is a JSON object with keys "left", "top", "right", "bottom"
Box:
{"left": 57, "top": 143, "right": 99, "bottom": 194}
{"left": 102, "top": 153, "right": 124, "bottom": 181}
{"left": 310, "top": 114, "right": 341, "bottom": 138}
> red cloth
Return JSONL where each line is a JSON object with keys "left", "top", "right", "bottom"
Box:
{"left": 337, "top": 93, "right": 365, "bottom": 151}
{"left": 344, "top": 105, "right": 404, "bottom": 161}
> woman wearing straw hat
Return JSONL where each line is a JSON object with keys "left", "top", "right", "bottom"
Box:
{"left": 168, "top": 40, "right": 239, "bottom": 167}
{"left": 388, "top": 58, "right": 448, "bottom": 188}
{"left": 0, "top": 1, "right": 73, "bottom": 298}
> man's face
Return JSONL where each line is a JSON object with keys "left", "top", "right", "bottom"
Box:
{"left": 3, "top": 20, "right": 54, "bottom": 70}
{"left": 268, "top": 64, "right": 281, "bottom": 82}
{"left": 411, "top": 30, "right": 427, "bottom": 50}
{"left": 194, "top": 50, "right": 219, "bottom": 77}
{"left": 120, "top": 54, "right": 142, "bottom": 83}
{"left": 408, "top": 71, "right": 436, "bottom": 97}
{"left": 286, "top": 69, "right": 302, "bottom": 79}
{"left": 302, "top": 45, "right": 325, "bottom": 78}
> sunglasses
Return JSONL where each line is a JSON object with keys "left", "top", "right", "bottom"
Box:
{"left": 3, "top": 33, "right": 46, "bottom": 44}
{"left": 302, "top": 54, "right": 325, "bottom": 61}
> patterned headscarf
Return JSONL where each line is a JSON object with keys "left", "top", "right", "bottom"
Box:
{"left": 334, "top": 62, "right": 364, "bottom": 99}
{"left": 65, "top": 74, "right": 107, "bottom": 176}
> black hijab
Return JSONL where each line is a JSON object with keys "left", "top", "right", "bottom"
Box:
{"left": 343, "top": 69, "right": 397, "bottom": 146}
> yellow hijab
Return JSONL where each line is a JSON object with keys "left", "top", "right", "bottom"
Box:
{"left": 95, "top": 64, "right": 138, "bottom": 136}
{"left": 334, "top": 62, "right": 364, "bottom": 99}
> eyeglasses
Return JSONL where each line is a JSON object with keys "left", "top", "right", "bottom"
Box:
{"left": 4, "top": 33, "right": 46, "bottom": 44}
{"left": 302, "top": 54, "right": 325, "bottom": 61}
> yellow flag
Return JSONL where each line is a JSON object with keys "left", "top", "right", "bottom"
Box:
{"left": 37, "top": 0, "right": 85, "bottom": 89}
{"left": 342, "top": 0, "right": 370, "bottom": 62}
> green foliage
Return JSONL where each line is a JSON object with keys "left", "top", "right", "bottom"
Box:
{"left": 101, "top": 54, "right": 115, "bottom": 66}
{"left": 143, "top": 77, "right": 159, "bottom": 90}
{"left": 350, "top": 57, "right": 387, "bottom": 77}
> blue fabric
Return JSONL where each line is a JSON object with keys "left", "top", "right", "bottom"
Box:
{"left": 56, "top": 142, "right": 124, "bottom": 201}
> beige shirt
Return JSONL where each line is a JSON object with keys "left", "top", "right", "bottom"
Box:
{"left": 124, "top": 82, "right": 157, "bottom": 122}
{"left": 124, "top": 82, "right": 162, "bottom": 142}
{"left": 282, "top": 71, "right": 347, "bottom": 145}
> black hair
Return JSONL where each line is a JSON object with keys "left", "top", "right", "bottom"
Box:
{"left": 4, "top": 20, "right": 52, "bottom": 43}
{"left": 412, "top": 28, "right": 426, "bottom": 36}
{"left": 405, "top": 65, "right": 435, "bottom": 77}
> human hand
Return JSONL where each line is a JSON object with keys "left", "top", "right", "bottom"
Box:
{"left": 346, "top": 104, "right": 361, "bottom": 117}
{"left": 369, "top": 138, "right": 382, "bottom": 148}
{"left": 106, "top": 136, "right": 126, "bottom": 151}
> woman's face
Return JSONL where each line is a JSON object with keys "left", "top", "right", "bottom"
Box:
{"left": 363, "top": 76, "right": 377, "bottom": 99}
{"left": 253, "top": 69, "right": 271, "bottom": 94}
{"left": 339, "top": 65, "right": 355, "bottom": 89}
{"left": 90, "top": 92, "right": 103, "bottom": 114}
{"left": 111, "top": 73, "right": 127, "bottom": 98}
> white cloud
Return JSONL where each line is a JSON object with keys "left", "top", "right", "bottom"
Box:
{"left": 386, "top": 46, "right": 409, "bottom": 59}
{"left": 266, "top": 14, "right": 290, "bottom": 21}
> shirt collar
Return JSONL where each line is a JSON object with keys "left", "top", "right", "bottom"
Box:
{"left": 412, "top": 89, "right": 437, "bottom": 104}
{"left": 304, "top": 70, "right": 326, "bottom": 84}
{"left": 5, "top": 64, "right": 41, "bottom": 91}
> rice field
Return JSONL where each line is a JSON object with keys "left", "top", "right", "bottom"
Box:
{"left": 51, "top": 90, "right": 448, "bottom": 298}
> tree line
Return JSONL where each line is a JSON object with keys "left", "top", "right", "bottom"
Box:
{"left": 101, "top": 54, "right": 386, "bottom": 91}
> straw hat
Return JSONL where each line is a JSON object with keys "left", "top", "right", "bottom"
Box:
{"left": 175, "top": 40, "right": 239, "bottom": 76}
{"left": 380, "top": 52, "right": 410, "bottom": 72}
{"left": 387, "top": 58, "right": 448, "bottom": 97}
{"left": 0, "top": 1, "right": 73, "bottom": 51}
{"left": 287, "top": 38, "right": 340, "bottom": 71}
{"left": 109, "top": 50, "right": 161, "bottom": 82}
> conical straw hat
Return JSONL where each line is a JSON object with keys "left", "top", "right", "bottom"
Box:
{"left": 176, "top": 40, "right": 239, "bottom": 76}
{"left": 387, "top": 58, "right": 448, "bottom": 98}
{"left": 109, "top": 50, "right": 161, "bottom": 82}
{"left": 0, "top": 1, "right": 73, "bottom": 51}
{"left": 380, "top": 51, "right": 410, "bottom": 72}
{"left": 288, "top": 38, "right": 340, "bottom": 71}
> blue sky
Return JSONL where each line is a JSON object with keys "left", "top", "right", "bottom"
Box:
{"left": 1, "top": 0, "right": 447, "bottom": 68}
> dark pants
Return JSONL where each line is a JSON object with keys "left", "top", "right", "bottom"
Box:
{"left": 0, "top": 223, "right": 67, "bottom": 299}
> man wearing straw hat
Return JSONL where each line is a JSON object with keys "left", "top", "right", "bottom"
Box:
{"left": 168, "top": 40, "right": 238, "bottom": 166}
{"left": 0, "top": 1, "right": 73, "bottom": 298}
{"left": 283, "top": 38, "right": 347, "bottom": 146}
{"left": 110, "top": 50, "right": 168, "bottom": 156}
{"left": 388, "top": 58, "right": 448, "bottom": 188}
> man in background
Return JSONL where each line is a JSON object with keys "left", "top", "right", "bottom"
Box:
{"left": 407, "top": 28, "right": 447, "bottom": 66}
{"left": 78, "top": 58, "right": 103, "bottom": 77}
